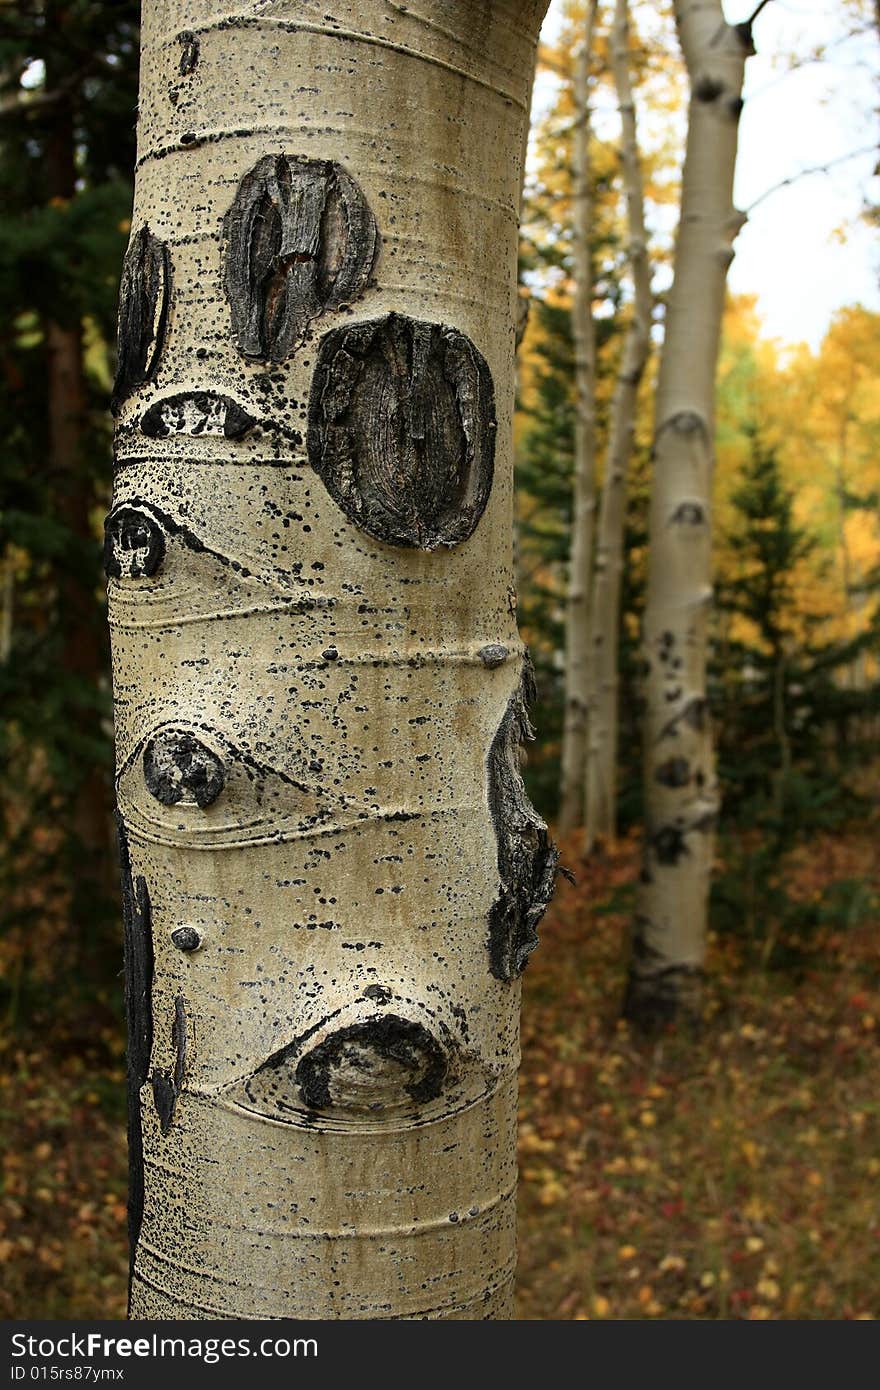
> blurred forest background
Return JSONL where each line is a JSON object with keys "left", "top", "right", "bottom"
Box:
{"left": 1, "top": 0, "right": 879, "bottom": 1319}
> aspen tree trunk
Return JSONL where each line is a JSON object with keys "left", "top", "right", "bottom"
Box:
{"left": 623, "top": 0, "right": 752, "bottom": 1028}
{"left": 558, "top": 0, "right": 599, "bottom": 836}
{"left": 583, "top": 0, "right": 652, "bottom": 854}
{"left": 108, "top": 0, "right": 554, "bottom": 1320}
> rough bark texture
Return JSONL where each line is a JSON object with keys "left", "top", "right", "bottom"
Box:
{"left": 109, "top": 0, "right": 552, "bottom": 1321}
{"left": 558, "top": 0, "right": 599, "bottom": 836}
{"left": 583, "top": 0, "right": 653, "bottom": 853}
{"left": 625, "top": 0, "right": 752, "bottom": 1029}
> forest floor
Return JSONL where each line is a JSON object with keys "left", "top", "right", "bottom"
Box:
{"left": 1, "top": 821, "right": 878, "bottom": 1320}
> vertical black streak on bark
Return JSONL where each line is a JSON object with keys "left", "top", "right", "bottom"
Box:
{"left": 116, "top": 814, "right": 152, "bottom": 1288}
{"left": 308, "top": 313, "right": 496, "bottom": 549}
{"left": 487, "top": 663, "right": 559, "bottom": 980}
{"left": 111, "top": 226, "right": 171, "bottom": 413}
{"left": 152, "top": 995, "right": 188, "bottom": 1134}
{"left": 223, "top": 154, "right": 377, "bottom": 361}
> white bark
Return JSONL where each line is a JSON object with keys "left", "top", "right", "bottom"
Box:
{"left": 583, "top": 0, "right": 653, "bottom": 853}
{"left": 625, "top": 0, "right": 751, "bottom": 1027}
{"left": 558, "top": 0, "right": 599, "bottom": 835}
{"left": 109, "top": 0, "right": 552, "bottom": 1320}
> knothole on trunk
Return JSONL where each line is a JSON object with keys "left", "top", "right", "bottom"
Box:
{"left": 223, "top": 153, "right": 377, "bottom": 362}
{"left": 307, "top": 313, "right": 496, "bottom": 550}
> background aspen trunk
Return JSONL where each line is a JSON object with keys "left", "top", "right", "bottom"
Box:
{"left": 583, "top": 0, "right": 652, "bottom": 854}
{"left": 624, "top": 0, "right": 752, "bottom": 1028}
{"left": 558, "top": 0, "right": 599, "bottom": 836}
{"left": 110, "top": 0, "right": 553, "bottom": 1320}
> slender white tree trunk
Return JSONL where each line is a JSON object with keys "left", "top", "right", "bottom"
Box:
{"left": 109, "top": 0, "right": 553, "bottom": 1320}
{"left": 558, "top": 0, "right": 599, "bottom": 835}
{"left": 583, "top": 0, "right": 653, "bottom": 854}
{"left": 624, "top": 0, "right": 752, "bottom": 1028}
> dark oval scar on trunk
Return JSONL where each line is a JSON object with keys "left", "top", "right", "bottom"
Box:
{"left": 177, "top": 31, "right": 199, "bottom": 76}
{"left": 655, "top": 756, "right": 691, "bottom": 787}
{"left": 223, "top": 153, "right": 377, "bottom": 362}
{"left": 479, "top": 644, "right": 509, "bottom": 668}
{"left": 111, "top": 225, "right": 171, "bottom": 413}
{"left": 487, "top": 662, "right": 559, "bottom": 980}
{"left": 140, "top": 390, "right": 255, "bottom": 439}
{"left": 104, "top": 506, "right": 166, "bottom": 579}
{"left": 307, "top": 312, "right": 496, "bottom": 549}
{"left": 294, "top": 1015, "right": 448, "bottom": 1112}
{"left": 143, "top": 729, "right": 226, "bottom": 808}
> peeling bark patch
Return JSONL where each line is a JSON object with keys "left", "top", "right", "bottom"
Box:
{"left": 140, "top": 391, "right": 255, "bottom": 439}
{"left": 487, "top": 665, "right": 559, "bottom": 981}
{"left": 223, "top": 154, "right": 377, "bottom": 362}
{"left": 294, "top": 1015, "right": 448, "bottom": 1112}
{"left": 308, "top": 313, "right": 496, "bottom": 549}
{"left": 478, "top": 644, "right": 509, "bottom": 668}
{"left": 655, "top": 757, "right": 691, "bottom": 788}
{"left": 143, "top": 730, "right": 226, "bottom": 808}
{"left": 151, "top": 995, "right": 188, "bottom": 1134}
{"left": 116, "top": 816, "right": 153, "bottom": 1278}
{"left": 104, "top": 506, "right": 166, "bottom": 579}
{"left": 111, "top": 226, "right": 171, "bottom": 413}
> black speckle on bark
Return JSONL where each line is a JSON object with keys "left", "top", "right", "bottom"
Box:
{"left": 111, "top": 226, "right": 171, "bottom": 414}
{"left": 308, "top": 313, "right": 496, "bottom": 550}
{"left": 487, "top": 662, "right": 559, "bottom": 981}
{"left": 178, "top": 30, "right": 199, "bottom": 76}
{"left": 655, "top": 757, "right": 691, "bottom": 788}
{"left": 223, "top": 153, "right": 377, "bottom": 362}
{"left": 728, "top": 96, "right": 744, "bottom": 119}
{"left": 652, "top": 824, "right": 688, "bottom": 866}
{"left": 104, "top": 506, "right": 166, "bottom": 579}
{"left": 478, "top": 644, "right": 509, "bottom": 669}
{"left": 116, "top": 815, "right": 153, "bottom": 1287}
{"left": 143, "top": 730, "right": 226, "bottom": 808}
{"left": 171, "top": 925, "right": 202, "bottom": 952}
{"left": 140, "top": 391, "right": 255, "bottom": 439}
{"left": 294, "top": 1015, "right": 448, "bottom": 1110}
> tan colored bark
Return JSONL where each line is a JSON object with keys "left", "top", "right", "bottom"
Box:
{"left": 558, "top": 0, "right": 599, "bottom": 836}
{"left": 624, "top": 0, "right": 752, "bottom": 1028}
{"left": 583, "top": 0, "right": 652, "bottom": 854}
{"left": 110, "top": 0, "right": 552, "bottom": 1320}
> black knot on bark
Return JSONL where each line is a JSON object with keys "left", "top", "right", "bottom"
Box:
{"left": 694, "top": 74, "right": 724, "bottom": 102}
{"left": 223, "top": 153, "right": 378, "bottom": 362}
{"left": 143, "top": 730, "right": 226, "bottom": 808}
{"left": 104, "top": 506, "right": 166, "bottom": 579}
